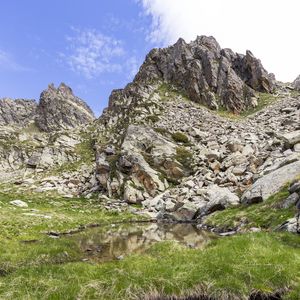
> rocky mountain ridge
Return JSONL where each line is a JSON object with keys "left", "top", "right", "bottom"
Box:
{"left": 1, "top": 36, "right": 300, "bottom": 234}
{"left": 0, "top": 82, "right": 95, "bottom": 131}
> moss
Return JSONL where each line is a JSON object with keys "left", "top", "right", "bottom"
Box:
{"left": 145, "top": 115, "right": 160, "bottom": 123}
{"left": 290, "top": 89, "right": 300, "bottom": 98}
{"left": 154, "top": 127, "right": 170, "bottom": 135}
{"left": 205, "top": 185, "right": 294, "bottom": 231}
{"left": 174, "top": 147, "right": 193, "bottom": 169}
{"left": 172, "top": 132, "right": 189, "bottom": 144}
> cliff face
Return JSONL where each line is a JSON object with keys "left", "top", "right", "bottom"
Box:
{"left": 0, "top": 98, "right": 37, "bottom": 126}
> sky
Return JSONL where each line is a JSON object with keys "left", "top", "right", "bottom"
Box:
{"left": 1, "top": 0, "right": 300, "bottom": 116}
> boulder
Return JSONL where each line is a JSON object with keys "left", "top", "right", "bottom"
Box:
{"left": 281, "top": 193, "right": 299, "bottom": 209}
{"left": 278, "top": 131, "right": 300, "bottom": 148}
{"left": 241, "top": 161, "right": 300, "bottom": 204}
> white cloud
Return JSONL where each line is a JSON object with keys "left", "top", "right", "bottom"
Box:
{"left": 0, "top": 49, "right": 30, "bottom": 72}
{"left": 125, "top": 56, "right": 140, "bottom": 79}
{"left": 65, "top": 28, "right": 126, "bottom": 79}
{"left": 138, "top": 0, "right": 300, "bottom": 82}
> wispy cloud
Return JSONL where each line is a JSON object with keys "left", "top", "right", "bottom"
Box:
{"left": 125, "top": 56, "right": 140, "bottom": 80}
{"left": 137, "top": 0, "right": 300, "bottom": 82}
{"left": 0, "top": 49, "right": 31, "bottom": 72}
{"left": 63, "top": 28, "right": 126, "bottom": 79}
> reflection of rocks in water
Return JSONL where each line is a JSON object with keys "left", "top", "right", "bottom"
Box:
{"left": 69, "top": 223, "right": 213, "bottom": 262}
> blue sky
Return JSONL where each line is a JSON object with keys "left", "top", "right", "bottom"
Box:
{"left": 1, "top": 0, "right": 300, "bottom": 116}
{"left": 0, "top": 0, "right": 156, "bottom": 115}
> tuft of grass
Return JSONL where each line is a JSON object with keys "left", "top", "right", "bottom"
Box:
{"left": 172, "top": 132, "right": 189, "bottom": 144}
{"left": 204, "top": 185, "right": 294, "bottom": 231}
{"left": 146, "top": 115, "right": 160, "bottom": 123}
{"left": 174, "top": 147, "right": 193, "bottom": 169}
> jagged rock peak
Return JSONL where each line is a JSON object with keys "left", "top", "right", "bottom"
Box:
{"left": 131, "top": 35, "right": 276, "bottom": 113}
{"left": 0, "top": 97, "right": 37, "bottom": 126}
{"left": 35, "top": 82, "right": 95, "bottom": 132}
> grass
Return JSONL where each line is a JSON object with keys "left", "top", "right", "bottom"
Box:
{"left": 204, "top": 185, "right": 296, "bottom": 231}
{"left": 216, "top": 93, "right": 278, "bottom": 120}
{"left": 0, "top": 184, "right": 299, "bottom": 299}
{"left": 0, "top": 186, "right": 144, "bottom": 274}
{"left": 240, "top": 92, "right": 278, "bottom": 117}
{"left": 174, "top": 146, "right": 193, "bottom": 169}
{"left": 172, "top": 132, "right": 189, "bottom": 144}
{"left": 0, "top": 233, "right": 299, "bottom": 299}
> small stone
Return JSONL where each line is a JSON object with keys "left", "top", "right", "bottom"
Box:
{"left": 9, "top": 200, "right": 28, "bottom": 208}
{"left": 281, "top": 193, "right": 299, "bottom": 209}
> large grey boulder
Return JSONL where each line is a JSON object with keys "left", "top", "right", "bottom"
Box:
{"left": 278, "top": 217, "right": 300, "bottom": 233}
{"left": 278, "top": 131, "right": 300, "bottom": 148}
{"left": 35, "top": 83, "right": 95, "bottom": 132}
{"left": 0, "top": 98, "right": 37, "bottom": 126}
{"left": 241, "top": 161, "right": 300, "bottom": 204}
{"left": 200, "top": 185, "right": 240, "bottom": 216}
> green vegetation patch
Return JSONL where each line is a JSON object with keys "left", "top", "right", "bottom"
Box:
{"left": 240, "top": 92, "right": 278, "bottom": 117}
{"left": 172, "top": 131, "right": 189, "bottom": 144}
{"left": 174, "top": 146, "right": 193, "bottom": 169}
{"left": 205, "top": 186, "right": 295, "bottom": 231}
{"left": 0, "top": 187, "right": 143, "bottom": 275}
{"left": 0, "top": 232, "right": 299, "bottom": 299}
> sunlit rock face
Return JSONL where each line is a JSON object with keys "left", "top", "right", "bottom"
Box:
{"left": 35, "top": 83, "right": 95, "bottom": 132}
{"left": 134, "top": 36, "right": 275, "bottom": 113}
{"left": 0, "top": 98, "right": 37, "bottom": 126}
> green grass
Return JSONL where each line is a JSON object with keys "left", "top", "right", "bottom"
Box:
{"left": 0, "top": 185, "right": 299, "bottom": 299}
{"left": 172, "top": 132, "right": 189, "bottom": 144}
{"left": 240, "top": 92, "right": 278, "bottom": 117}
{"left": 0, "top": 187, "right": 144, "bottom": 275}
{"left": 204, "top": 186, "right": 295, "bottom": 231}
{"left": 0, "top": 233, "right": 299, "bottom": 299}
{"left": 174, "top": 146, "right": 193, "bottom": 169}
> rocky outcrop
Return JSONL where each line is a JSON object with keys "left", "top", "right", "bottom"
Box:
{"left": 292, "top": 75, "right": 300, "bottom": 91}
{"left": 35, "top": 83, "right": 95, "bottom": 132}
{"left": 143, "top": 183, "right": 239, "bottom": 221}
{"left": 0, "top": 98, "right": 37, "bottom": 126}
{"left": 95, "top": 124, "right": 187, "bottom": 201}
{"left": 241, "top": 160, "right": 300, "bottom": 204}
{"left": 133, "top": 36, "right": 275, "bottom": 113}
{"left": 278, "top": 180, "right": 300, "bottom": 233}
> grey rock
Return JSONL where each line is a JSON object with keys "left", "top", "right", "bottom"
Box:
{"left": 10, "top": 200, "right": 28, "bottom": 208}
{"left": 134, "top": 36, "right": 274, "bottom": 113}
{"left": 281, "top": 193, "right": 300, "bottom": 209}
{"left": 242, "top": 161, "right": 300, "bottom": 204}
{"left": 289, "top": 182, "right": 300, "bottom": 194}
{"left": 0, "top": 98, "right": 37, "bottom": 126}
{"left": 35, "top": 83, "right": 95, "bottom": 132}
{"left": 278, "top": 131, "right": 300, "bottom": 147}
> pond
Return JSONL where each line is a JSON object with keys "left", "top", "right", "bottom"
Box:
{"left": 66, "top": 222, "right": 215, "bottom": 262}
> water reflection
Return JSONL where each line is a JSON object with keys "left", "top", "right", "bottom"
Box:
{"left": 69, "top": 223, "right": 214, "bottom": 262}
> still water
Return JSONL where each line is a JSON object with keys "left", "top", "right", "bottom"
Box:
{"left": 67, "top": 222, "right": 214, "bottom": 262}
